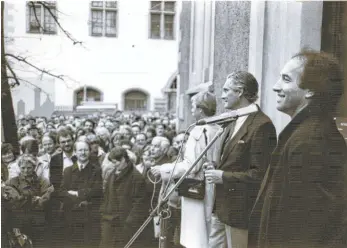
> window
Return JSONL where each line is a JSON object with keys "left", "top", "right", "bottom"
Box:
{"left": 150, "top": 1, "right": 175, "bottom": 40}
{"left": 124, "top": 90, "right": 148, "bottom": 111}
{"left": 75, "top": 87, "right": 103, "bottom": 107}
{"left": 27, "top": 1, "right": 57, "bottom": 34}
{"left": 90, "top": 1, "right": 117, "bottom": 37}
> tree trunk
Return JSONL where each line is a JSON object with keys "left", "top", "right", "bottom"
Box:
{"left": 1, "top": 2, "right": 19, "bottom": 155}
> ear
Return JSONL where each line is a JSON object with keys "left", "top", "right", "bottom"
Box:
{"left": 305, "top": 90, "right": 314, "bottom": 99}
{"left": 237, "top": 87, "right": 244, "bottom": 98}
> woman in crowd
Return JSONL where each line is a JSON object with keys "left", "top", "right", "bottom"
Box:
{"left": 152, "top": 90, "right": 220, "bottom": 248}
{"left": 5, "top": 154, "right": 53, "bottom": 247}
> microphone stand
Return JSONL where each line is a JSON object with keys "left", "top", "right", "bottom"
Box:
{"left": 124, "top": 125, "right": 227, "bottom": 248}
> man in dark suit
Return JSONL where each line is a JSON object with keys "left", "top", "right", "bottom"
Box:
{"left": 204, "top": 71, "right": 277, "bottom": 248}
{"left": 60, "top": 140, "right": 102, "bottom": 248}
{"left": 249, "top": 51, "right": 347, "bottom": 248}
{"left": 47, "top": 128, "right": 76, "bottom": 248}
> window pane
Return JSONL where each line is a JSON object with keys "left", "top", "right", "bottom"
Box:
{"left": 105, "top": 11, "right": 117, "bottom": 36}
{"left": 150, "top": 1, "right": 161, "bottom": 11}
{"left": 164, "top": 14, "right": 174, "bottom": 39}
{"left": 91, "top": 10, "right": 103, "bottom": 35}
{"left": 91, "top": 1, "right": 103, "bottom": 7}
{"left": 164, "top": 1, "right": 175, "bottom": 11}
{"left": 44, "top": 8, "right": 57, "bottom": 34}
{"left": 29, "top": 6, "right": 41, "bottom": 32}
{"left": 105, "top": 1, "right": 117, "bottom": 8}
{"left": 150, "top": 13, "right": 161, "bottom": 39}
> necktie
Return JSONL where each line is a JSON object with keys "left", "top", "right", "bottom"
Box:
{"left": 221, "top": 119, "right": 237, "bottom": 159}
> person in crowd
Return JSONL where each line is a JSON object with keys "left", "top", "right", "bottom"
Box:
{"left": 203, "top": 71, "right": 277, "bottom": 248}
{"left": 36, "top": 134, "right": 57, "bottom": 182}
{"left": 1, "top": 143, "right": 17, "bottom": 183}
{"left": 48, "top": 128, "right": 76, "bottom": 248}
{"left": 131, "top": 123, "right": 141, "bottom": 137}
{"left": 84, "top": 119, "right": 96, "bottom": 134}
{"left": 119, "top": 125, "right": 133, "bottom": 142}
{"left": 86, "top": 133, "right": 106, "bottom": 167}
{"left": 133, "top": 132, "right": 149, "bottom": 164}
{"left": 146, "top": 127, "right": 156, "bottom": 145}
{"left": 17, "top": 127, "right": 27, "bottom": 140}
{"left": 249, "top": 51, "right": 347, "bottom": 248}
{"left": 135, "top": 149, "right": 153, "bottom": 175}
{"left": 119, "top": 139, "right": 137, "bottom": 164}
{"left": 156, "top": 123, "right": 167, "bottom": 137}
{"left": 99, "top": 146, "right": 149, "bottom": 248}
{"left": 75, "top": 127, "right": 86, "bottom": 139}
{"left": 151, "top": 90, "right": 220, "bottom": 248}
{"left": 60, "top": 140, "right": 102, "bottom": 248}
{"left": 95, "top": 126, "right": 111, "bottom": 153}
{"left": 5, "top": 154, "right": 53, "bottom": 247}
{"left": 39, "top": 133, "right": 57, "bottom": 163}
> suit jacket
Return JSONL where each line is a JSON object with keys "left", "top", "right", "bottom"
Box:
{"left": 214, "top": 108, "right": 277, "bottom": 229}
{"left": 249, "top": 105, "right": 347, "bottom": 248}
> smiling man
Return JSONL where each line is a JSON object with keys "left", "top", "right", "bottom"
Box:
{"left": 204, "top": 71, "right": 277, "bottom": 248}
{"left": 249, "top": 51, "right": 347, "bottom": 248}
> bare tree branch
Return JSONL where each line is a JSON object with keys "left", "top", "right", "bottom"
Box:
{"left": 7, "top": 76, "right": 51, "bottom": 96}
{"left": 28, "top": 1, "right": 87, "bottom": 48}
{"left": 5, "top": 53, "right": 65, "bottom": 80}
{"left": 6, "top": 60, "right": 20, "bottom": 87}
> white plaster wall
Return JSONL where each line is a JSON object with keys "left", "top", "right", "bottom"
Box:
{"left": 249, "top": 1, "right": 323, "bottom": 134}
{"left": 5, "top": 0, "right": 178, "bottom": 111}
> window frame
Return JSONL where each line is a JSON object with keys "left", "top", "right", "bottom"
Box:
{"left": 90, "top": 1, "right": 118, "bottom": 37}
{"left": 149, "top": 1, "right": 176, "bottom": 40}
{"left": 27, "top": 1, "right": 57, "bottom": 35}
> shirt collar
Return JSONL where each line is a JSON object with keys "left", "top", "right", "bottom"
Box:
{"left": 63, "top": 151, "right": 75, "bottom": 160}
{"left": 77, "top": 160, "right": 89, "bottom": 171}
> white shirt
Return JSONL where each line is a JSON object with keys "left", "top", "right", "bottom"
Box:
{"left": 63, "top": 152, "right": 74, "bottom": 172}
{"left": 230, "top": 103, "right": 258, "bottom": 139}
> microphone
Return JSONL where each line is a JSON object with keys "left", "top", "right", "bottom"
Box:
{"left": 196, "top": 104, "right": 258, "bottom": 125}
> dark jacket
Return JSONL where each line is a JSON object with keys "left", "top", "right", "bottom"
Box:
{"left": 249, "top": 105, "right": 347, "bottom": 248}
{"left": 100, "top": 163, "right": 149, "bottom": 246}
{"left": 60, "top": 161, "right": 102, "bottom": 247}
{"left": 214, "top": 109, "right": 277, "bottom": 229}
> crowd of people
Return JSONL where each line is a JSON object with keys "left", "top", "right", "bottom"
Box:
{"left": 2, "top": 111, "right": 188, "bottom": 248}
{"left": 1, "top": 50, "right": 347, "bottom": 248}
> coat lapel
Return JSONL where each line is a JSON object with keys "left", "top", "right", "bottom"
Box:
{"left": 219, "top": 112, "right": 258, "bottom": 166}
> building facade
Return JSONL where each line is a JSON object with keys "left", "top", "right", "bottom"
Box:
{"left": 4, "top": 1, "right": 179, "bottom": 117}
{"left": 176, "top": 1, "right": 347, "bottom": 134}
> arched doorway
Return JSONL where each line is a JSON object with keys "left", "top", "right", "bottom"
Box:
{"left": 123, "top": 89, "right": 149, "bottom": 111}
{"left": 73, "top": 86, "right": 103, "bottom": 108}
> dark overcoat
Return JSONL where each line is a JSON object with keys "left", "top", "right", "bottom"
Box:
{"left": 249, "top": 105, "right": 347, "bottom": 248}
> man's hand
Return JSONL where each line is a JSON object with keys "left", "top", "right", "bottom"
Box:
{"left": 68, "top": 190, "right": 78, "bottom": 197}
{"left": 205, "top": 169, "right": 224, "bottom": 184}
{"left": 150, "top": 166, "right": 161, "bottom": 177}
{"left": 202, "top": 161, "right": 216, "bottom": 171}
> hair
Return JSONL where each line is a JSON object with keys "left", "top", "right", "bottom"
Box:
{"left": 146, "top": 127, "right": 156, "bottom": 137}
{"left": 56, "top": 128, "right": 74, "bottom": 144}
{"left": 20, "top": 138, "right": 39, "bottom": 155}
{"left": 156, "top": 123, "right": 167, "bottom": 130}
{"left": 42, "top": 132, "right": 57, "bottom": 144}
{"left": 152, "top": 136, "right": 170, "bottom": 149}
{"left": 84, "top": 119, "right": 96, "bottom": 128}
{"left": 192, "top": 90, "right": 217, "bottom": 117}
{"left": 2, "top": 143, "right": 14, "bottom": 155}
{"left": 18, "top": 154, "right": 37, "bottom": 168}
{"left": 108, "top": 146, "right": 130, "bottom": 163}
{"left": 291, "top": 50, "right": 344, "bottom": 112}
{"left": 86, "top": 133, "right": 100, "bottom": 145}
{"left": 226, "top": 71, "right": 259, "bottom": 103}
{"left": 136, "top": 132, "right": 147, "bottom": 140}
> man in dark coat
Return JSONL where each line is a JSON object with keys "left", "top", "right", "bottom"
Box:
{"left": 249, "top": 51, "right": 347, "bottom": 248}
{"left": 99, "top": 146, "right": 149, "bottom": 248}
{"left": 204, "top": 71, "right": 277, "bottom": 248}
{"left": 47, "top": 128, "right": 76, "bottom": 248}
{"left": 60, "top": 140, "right": 102, "bottom": 248}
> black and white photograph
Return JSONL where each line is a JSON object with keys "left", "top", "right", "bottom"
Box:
{"left": 1, "top": 1, "right": 347, "bottom": 248}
